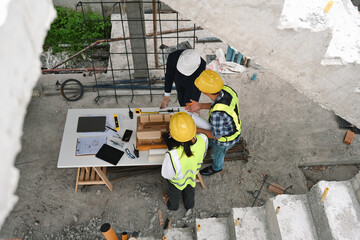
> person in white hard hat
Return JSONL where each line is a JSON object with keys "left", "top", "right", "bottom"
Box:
{"left": 160, "top": 49, "right": 206, "bottom": 108}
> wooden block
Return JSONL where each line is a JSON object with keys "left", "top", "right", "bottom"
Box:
{"left": 164, "top": 114, "right": 171, "bottom": 122}
{"left": 137, "top": 131, "right": 161, "bottom": 140}
{"left": 137, "top": 144, "right": 167, "bottom": 151}
{"left": 344, "top": 130, "right": 355, "bottom": 145}
{"left": 140, "top": 115, "right": 150, "bottom": 123}
{"left": 149, "top": 114, "right": 164, "bottom": 122}
{"left": 268, "top": 182, "right": 286, "bottom": 195}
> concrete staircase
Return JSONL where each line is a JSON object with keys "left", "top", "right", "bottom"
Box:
{"left": 159, "top": 171, "right": 360, "bottom": 240}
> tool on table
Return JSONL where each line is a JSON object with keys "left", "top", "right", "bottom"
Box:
{"left": 135, "top": 108, "right": 159, "bottom": 114}
{"left": 110, "top": 139, "right": 124, "bottom": 149}
{"left": 125, "top": 148, "right": 135, "bottom": 159}
{"left": 106, "top": 125, "right": 117, "bottom": 132}
{"left": 122, "top": 129, "right": 133, "bottom": 142}
{"left": 128, "top": 105, "right": 133, "bottom": 119}
{"left": 114, "top": 114, "right": 120, "bottom": 131}
{"left": 133, "top": 144, "right": 139, "bottom": 158}
{"left": 159, "top": 108, "right": 180, "bottom": 113}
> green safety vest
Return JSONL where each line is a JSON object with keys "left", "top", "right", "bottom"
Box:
{"left": 168, "top": 134, "right": 207, "bottom": 190}
{"left": 209, "top": 85, "right": 242, "bottom": 142}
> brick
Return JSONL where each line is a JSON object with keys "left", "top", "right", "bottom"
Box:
{"left": 344, "top": 130, "right": 355, "bottom": 145}
{"left": 268, "top": 182, "right": 286, "bottom": 195}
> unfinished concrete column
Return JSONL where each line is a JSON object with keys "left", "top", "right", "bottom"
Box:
{"left": 126, "top": 0, "right": 149, "bottom": 79}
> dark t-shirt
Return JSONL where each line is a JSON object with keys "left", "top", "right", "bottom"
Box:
{"left": 164, "top": 50, "right": 206, "bottom": 99}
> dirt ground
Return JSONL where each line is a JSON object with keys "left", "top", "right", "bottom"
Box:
{"left": 1, "top": 64, "right": 360, "bottom": 239}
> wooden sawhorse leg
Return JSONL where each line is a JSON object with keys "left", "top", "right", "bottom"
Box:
{"left": 196, "top": 172, "right": 205, "bottom": 189}
{"left": 75, "top": 167, "right": 113, "bottom": 192}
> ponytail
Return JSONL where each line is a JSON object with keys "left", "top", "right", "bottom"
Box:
{"left": 171, "top": 138, "right": 194, "bottom": 158}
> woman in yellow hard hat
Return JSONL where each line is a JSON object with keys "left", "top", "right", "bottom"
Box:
{"left": 161, "top": 112, "right": 208, "bottom": 211}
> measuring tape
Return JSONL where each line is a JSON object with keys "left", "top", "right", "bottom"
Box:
{"left": 125, "top": 148, "right": 135, "bottom": 159}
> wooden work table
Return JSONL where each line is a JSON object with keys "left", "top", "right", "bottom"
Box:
{"left": 57, "top": 107, "right": 176, "bottom": 191}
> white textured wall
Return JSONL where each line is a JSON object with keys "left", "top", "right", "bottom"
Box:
{"left": 162, "top": 0, "right": 360, "bottom": 127}
{"left": 0, "top": 0, "right": 55, "bottom": 229}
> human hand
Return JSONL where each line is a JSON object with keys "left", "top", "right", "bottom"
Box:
{"left": 185, "top": 99, "right": 200, "bottom": 113}
{"left": 160, "top": 96, "right": 170, "bottom": 109}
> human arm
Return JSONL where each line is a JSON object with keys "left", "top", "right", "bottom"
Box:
{"left": 161, "top": 53, "right": 176, "bottom": 109}
{"left": 197, "top": 128, "right": 215, "bottom": 139}
{"left": 161, "top": 152, "right": 175, "bottom": 179}
{"left": 184, "top": 99, "right": 212, "bottom": 113}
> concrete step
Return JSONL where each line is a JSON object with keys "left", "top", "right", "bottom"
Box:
{"left": 164, "top": 227, "right": 195, "bottom": 240}
{"left": 230, "top": 206, "right": 270, "bottom": 240}
{"left": 266, "top": 194, "right": 318, "bottom": 240}
{"left": 196, "top": 217, "right": 231, "bottom": 240}
{"left": 308, "top": 180, "right": 360, "bottom": 240}
{"left": 351, "top": 171, "right": 360, "bottom": 203}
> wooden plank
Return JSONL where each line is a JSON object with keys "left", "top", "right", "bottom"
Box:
{"left": 137, "top": 131, "right": 161, "bottom": 140}
{"left": 77, "top": 180, "right": 107, "bottom": 185}
{"left": 85, "top": 167, "right": 91, "bottom": 180}
{"left": 75, "top": 168, "right": 81, "bottom": 192}
{"left": 137, "top": 144, "right": 167, "bottom": 151}
{"left": 79, "top": 167, "right": 85, "bottom": 181}
{"left": 90, "top": 167, "right": 96, "bottom": 181}
{"left": 268, "top": 182, "right": 286, "bottom": 195}
{"left": 94, "top": 167, "right": 113, "bottom": 191}
{"left": 196, "top": 172, "right": 205, "bottom": 189}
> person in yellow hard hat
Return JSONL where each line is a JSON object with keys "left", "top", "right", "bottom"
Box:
{"left": 161, "top": 112, "right": 208, "bottom": 211}
{"left": 185, "top": 70, "right": 242, "bottom": 176}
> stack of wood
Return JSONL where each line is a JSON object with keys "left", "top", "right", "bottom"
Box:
{"left": 136, "top": 114, "right": 170, "bottom": 151}
{"left": 204, "top": 138, "right": 249, "bottom": 163}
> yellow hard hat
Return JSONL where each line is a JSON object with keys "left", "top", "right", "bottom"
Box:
{"left": 169, "top": 112, "right": 196, "bottom": 142}
{"left": 195, "top": 70, "right": 223, "bottom": 94}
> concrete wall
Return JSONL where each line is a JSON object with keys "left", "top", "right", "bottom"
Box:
{"left": 0, "top": 0, "right": 55, "bottom": 230}
{"left": 162, "top": 0, "right": 360, "bottom": 128}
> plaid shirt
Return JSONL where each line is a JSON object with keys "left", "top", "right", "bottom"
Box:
{"left": 210, "top": 91, "right": 241, "bottom": 146}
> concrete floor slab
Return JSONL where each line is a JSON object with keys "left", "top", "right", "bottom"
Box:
{"left": 270, "top": 195, "right": 318, "bottom": 240}
{"left": 308, "top": 180, "right": 360, "bottom": 240}
{"left": 231, "top": 207, "right": 269, "bottom": 240}
{"left": 196, "top": 217, "right": 230, "bottom": 240}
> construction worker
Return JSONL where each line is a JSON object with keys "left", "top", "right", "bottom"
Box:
{"left": 160, "top": 49, "right": 206, "bottom": 108}
{"left": 185, "top": 70, "right": 241, "bottom": 176}
{"left": 161, "top": 112, "right": 208, "bottom": 211}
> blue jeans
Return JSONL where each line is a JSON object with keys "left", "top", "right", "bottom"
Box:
{"left": 209, "top": 140, "right": 236, "bottom": 171}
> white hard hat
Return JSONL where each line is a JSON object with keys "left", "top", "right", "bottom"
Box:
{"left": 176, "top": 49, "right": 201, "bottom": 76}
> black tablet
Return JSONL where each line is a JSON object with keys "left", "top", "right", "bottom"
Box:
{"left": 95, "top": 144, "right": 124, "bottom": 165}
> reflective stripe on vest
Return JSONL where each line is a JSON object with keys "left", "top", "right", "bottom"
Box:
{"left": 168, "top": 134, "right": 207, "bottom": 190}
{"left": 209, "top": 85, "right": 242, "bottom": 142}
